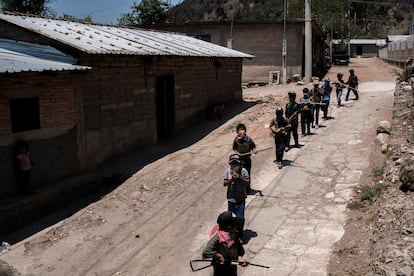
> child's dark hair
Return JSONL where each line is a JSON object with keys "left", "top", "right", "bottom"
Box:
{"left": 14, "top": 140, "right": 28, "bottom": 154}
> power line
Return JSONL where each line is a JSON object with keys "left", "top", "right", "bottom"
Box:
{"left": 89, "top": 1, "right": 132, "bottom": 15}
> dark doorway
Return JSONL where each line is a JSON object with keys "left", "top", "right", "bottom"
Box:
{"left": 357, "top": 46, "right": 363, "bottom": 56}
{"left": 9, "top": 97, "right": 40, "bottom": 133}
{"left": 156, "top": 75, "right": 175, "bottom": 139}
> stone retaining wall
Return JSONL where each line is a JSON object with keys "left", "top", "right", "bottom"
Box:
{"left": 368, "top": 81, "right": 414, "bottom": 275}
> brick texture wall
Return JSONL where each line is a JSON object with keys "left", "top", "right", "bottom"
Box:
{"left": 152, "top": 21, "right": 325, "bottom": 83}
{"left": 0, "top": 72, "right": 79, "bottom": 197}
{"left": 76, "top": 55, "right": 242, "bottom": 170}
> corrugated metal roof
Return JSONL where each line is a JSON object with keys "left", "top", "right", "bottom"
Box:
{"left": 0, "top": 13, "right": 254, "bottom": 58}
{"left": 0, "top": 38, "right": 91, "bottom": 73}
{"left": 350, "top": 39, "right": 386, "bottom": 47}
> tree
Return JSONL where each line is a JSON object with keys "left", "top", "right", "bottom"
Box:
{"left": 0, "top": 0, "right": 52, "bottom": 15}
{"left": 117, "top": 0, "right": 170, "bottom": 26}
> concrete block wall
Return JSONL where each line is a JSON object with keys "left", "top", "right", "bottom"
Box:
{"left": 380, "top": 36, "right": 414, "bottom": 64}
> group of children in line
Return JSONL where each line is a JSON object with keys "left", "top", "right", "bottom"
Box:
{"left": 270, "top": 69, "right": 359, "bottom": 169}
{"left": 202, "top": 123, "right": 257, "bottom": 275}
{"left": 201, "top": 69, "right": 359, "bottom": 275}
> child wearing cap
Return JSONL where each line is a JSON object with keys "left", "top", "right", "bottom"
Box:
{"left": 202, "top": 211, "right": 248, "bottom": 276}
{"left": 232, "top": 124, "right": 257, "bottom": 193}
{"left": 309, "top": 79, "right": 323, "bottom": 128}
{"left": 285, "top": 91, "right": 301, "bottom": 150}
{"left": 299, "top": 88, "right": 314, "bottom": 136}
{"left": 321, "top": 78, "right": 332, "bottom": 119}
{"left": 223, "top": 154, "right": 249, "bottom": 243}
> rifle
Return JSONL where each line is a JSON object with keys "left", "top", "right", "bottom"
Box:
{"left": 287, "top": 109, "right": 300, "bottom": 123}
{"left": 239, "top": 147, "right": 272, "bottom": 156}
{"left": 270, "top": 124, "right": 291, "bottom": 137}
{"left": 331, "top": 80, "right": 358, "bottom": 92}
{"left": 340, "top": 83, "right": 358, "bottom": 92}
{"left": 189, "top": 259, "right": 270, "bottom": 272}
{"left": 346, "top": 84, "right": 358, "bottom": 92}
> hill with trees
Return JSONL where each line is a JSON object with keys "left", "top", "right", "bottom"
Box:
{"left": 165, "top": 0, "right": 414, "bottom": 39}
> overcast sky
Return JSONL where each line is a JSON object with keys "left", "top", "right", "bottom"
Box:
{"left": 49, "top": 0, "right": 181, "bottom": 25}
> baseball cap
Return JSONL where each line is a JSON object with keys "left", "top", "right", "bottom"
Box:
{"left": 217, "top": 211, "right": 237, "bottom": 230}
{"left": 229, "top": 154, "right": 241, "bottom": 163}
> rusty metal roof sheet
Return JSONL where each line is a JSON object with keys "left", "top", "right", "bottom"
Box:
{"left": 0, "top": 38, "right": 91, "bottom": 73}
{"left": 0, "top": 13, "right": 254, "bottom": 58}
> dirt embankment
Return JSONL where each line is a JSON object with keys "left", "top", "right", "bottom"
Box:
{"left": 328, "top": 75, "right": 414, "bottom": 275}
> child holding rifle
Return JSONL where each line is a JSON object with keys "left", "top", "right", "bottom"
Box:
{"left": 202, "top": 211, "right": 248, "bottom": 276}
{"left": 269, "top": 107, "right": 290, "bottom": 169}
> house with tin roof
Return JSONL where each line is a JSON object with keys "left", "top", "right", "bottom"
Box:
{"left": 150, "top": 20, "right": 326, "bottom": 84}
{"left": 349, "top": 39, "right": 386, "bottom": 58}
{"left": 0, "top": 12, "right": 252, "bottom": 198}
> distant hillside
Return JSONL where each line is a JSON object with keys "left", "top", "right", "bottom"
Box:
{"left": 166, "top": 0, "right": 413, "bottom": 38}
{"left": 167, "top": 0, "right": 283, "bottom": 23}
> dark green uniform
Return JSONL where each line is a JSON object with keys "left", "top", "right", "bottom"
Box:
{"left": 202, "top": 233, "right": 245, "bottom": 276}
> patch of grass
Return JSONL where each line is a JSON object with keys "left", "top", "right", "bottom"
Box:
{"left": 394, "top": 68, "right": 413, "bottom": 83}
{"left": 358, "top": 181, "right": 388, "bottom": 204}
{"left": 359, "top": 186, "right": 376, "bottom": 204}
{"left": 372, "top": 166, "right": 384, "bottom": 177}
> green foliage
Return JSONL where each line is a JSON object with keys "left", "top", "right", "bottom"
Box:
{"left": 359, "top": 181, "right": 388, "bottom": 205}
{"left": 396, "top": 67, "right": 414, "bottom": 82}
{"left": 372, "top": 166, "right": 384, "bottom": 178}
{"left": 0, "top": 0, "right": 51, "bottom": 15}
{"left": 117, "top": 0, "right": 170, "bottom": 26}
{"left": 164, "top": 0, "right": 413, "bottom": 39}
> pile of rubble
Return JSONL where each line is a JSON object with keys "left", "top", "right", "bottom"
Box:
{"left": 369, "top": 82, "right": 414, "bottom": 276}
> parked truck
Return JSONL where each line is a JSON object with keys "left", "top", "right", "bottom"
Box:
{"left": 331, "top": 41, "right": 350, "bottom": 65}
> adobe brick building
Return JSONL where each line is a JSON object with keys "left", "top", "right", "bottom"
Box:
{"left": 0, "top": 13, "right": 251, "bottom": 198}
{"left": 151, "top": 20, "right": 326, "bottom": 84}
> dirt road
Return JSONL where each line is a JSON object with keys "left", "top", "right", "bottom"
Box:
{"left": 1, "top": 58, "right": 399, "bottom": 275}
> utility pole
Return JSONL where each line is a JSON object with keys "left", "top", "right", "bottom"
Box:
{"left": 228, "top": 13, "right": 234, "bottom": 49}
{"left": 304, "top": 0, "right": 312, "bottom": 83}
{"left": 282, "top": 0, "right": 287, "bottom": 84}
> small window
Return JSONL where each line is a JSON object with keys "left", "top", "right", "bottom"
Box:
{"left": 9, "top": 98, "right": 40, "bottom": 133}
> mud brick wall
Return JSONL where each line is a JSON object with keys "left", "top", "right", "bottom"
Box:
{"left": 152, "top": 21, "right": 325, "bottom": 84}
{"left": 76, "top": 55, "right": 243, "bottom": 170}
{"left": 0, "top": 72, "right": 79, "bottom": 197}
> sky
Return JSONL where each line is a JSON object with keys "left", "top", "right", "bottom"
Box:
{"left": 49, "top": 0, "right": 181, "bottom": 25}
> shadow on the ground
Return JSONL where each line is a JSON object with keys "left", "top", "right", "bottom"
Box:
{"left": 1, "top": 100, "right": 256, "bottom": 244}
{"left": 242, "top": 229, "right": 258, "bottom": 244}
{"left": 283, "top": 160, "right": 305, "bottom": 168}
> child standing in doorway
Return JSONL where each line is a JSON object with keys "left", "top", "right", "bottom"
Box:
{"left": 15, "top": 140, "right": 33, "bottom": 194}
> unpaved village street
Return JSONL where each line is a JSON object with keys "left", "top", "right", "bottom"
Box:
{"left": 1, "top": 58, "right": 399, "bottom": 275}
